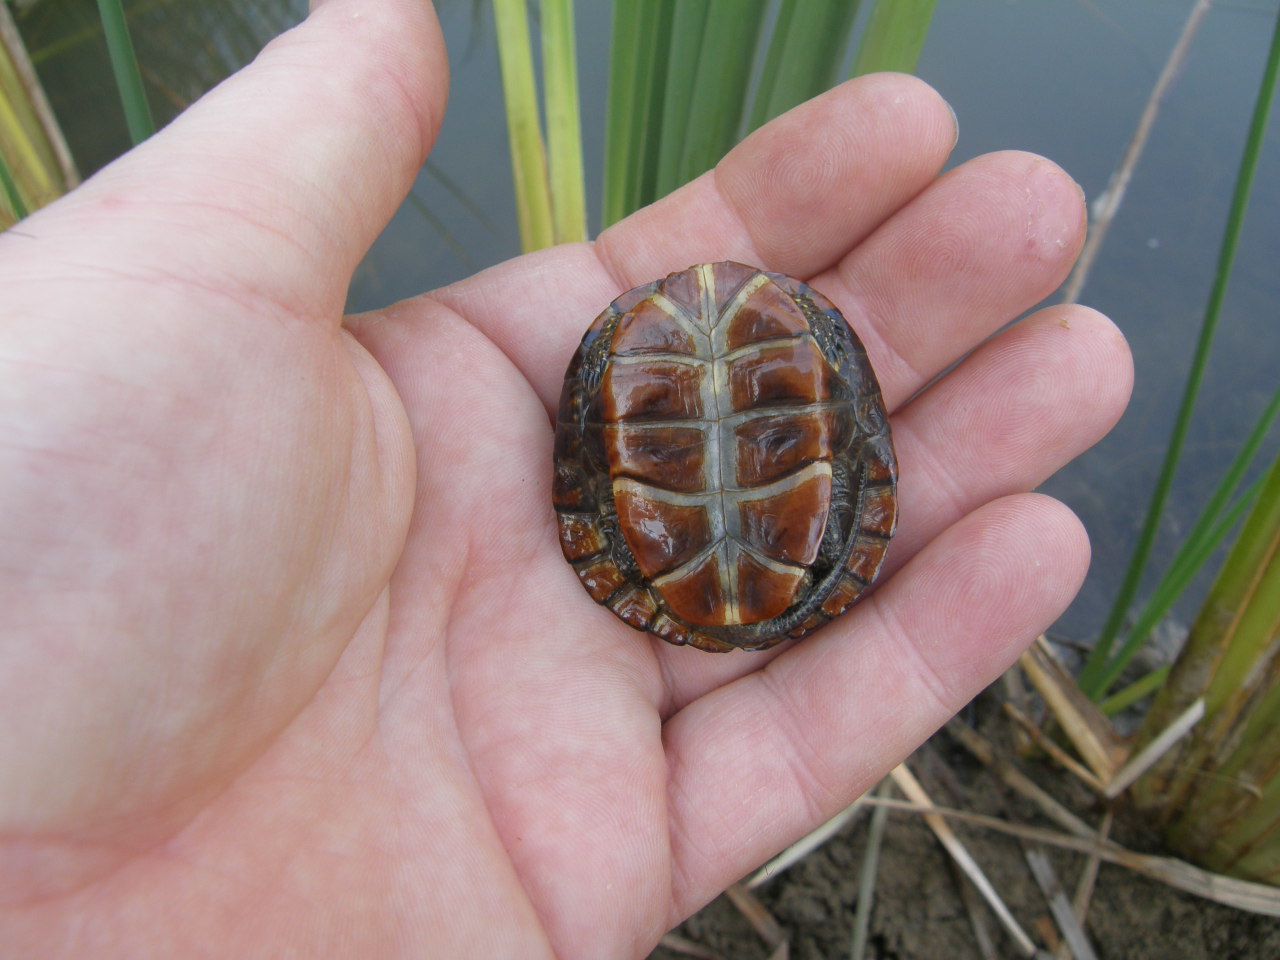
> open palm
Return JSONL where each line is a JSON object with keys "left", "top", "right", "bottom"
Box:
{"left": 0, "top": 2, "right": 1131, "bottom": 957}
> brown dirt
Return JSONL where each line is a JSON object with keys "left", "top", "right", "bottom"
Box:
{"left": 649, "top": 698, "right": 1280, "bottom": 960}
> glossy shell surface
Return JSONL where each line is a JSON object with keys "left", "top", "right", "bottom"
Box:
{"left": 553, "top": 262, "right": 897, "bottom": 652}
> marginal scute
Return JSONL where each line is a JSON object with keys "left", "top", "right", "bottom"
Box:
{"left": 845, "top": 535, "right": 889, "bottom": 583}
{"left": 553, "top": 262, "right": 897, "bottom": 651}
{"left": 859, "top": 485, "right": 898, "bottom": 538}
{"left": 610, "top": 586, "right": 659, "bottom": 629}
{"left": 558, "top": 513, "right": 607, "bottom": 560}
{"left": 576, "top": 557, "right": 626, "bottom": 603}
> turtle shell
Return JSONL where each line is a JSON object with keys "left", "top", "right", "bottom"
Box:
{"left": 552, "top": 262, "right": 896, "bottom": 652}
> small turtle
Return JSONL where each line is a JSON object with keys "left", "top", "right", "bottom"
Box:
{"left": 552, "top": 262, "right": 896, "bottom": 652}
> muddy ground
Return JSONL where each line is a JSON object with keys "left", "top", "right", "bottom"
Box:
{"left": 649, "top": 697, "right": 1280, "bottom": 960}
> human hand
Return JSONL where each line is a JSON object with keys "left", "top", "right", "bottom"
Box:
{"left": 0, "top": 1, "right": 1131, "bottom": 956}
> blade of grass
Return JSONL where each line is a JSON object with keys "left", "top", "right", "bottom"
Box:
{"left": 95, "top": 0, "right": 154, "bottom": 144}
{"left": 651, "top": 0, "right": 709, "bottom": 203}
{"left": 672, "top": 0, "right": 768, "bottom": 192}
{"left": 849, "top": 0, "right": 938, "bottom": 77}
{"left": 1081, "top": 5, "right": 1280, "bottom": 697}
{"left": 1091, "top": 383, "right": 1280, "bottom": 698}
{"left": 1092, "top": 472, "right": 1267, "bottom": 698}
{"left": 602, "top": 0, "right": 674, "bottom": 227}
{"left": 541, "top": 0, "right": 586, "bottom": 244}
{"left": 747, "top": 0, "right": 861, "bottom": 132}
{"left": 1, "top": 2, "right": 79, "bottom": 224}
{"left": 0, "top": 150, "right": 26, "bottom": 219}
{"left": 493, "top": 0, "right": 554, "bottom": 252}
{"left": 1100, "top": 665, "right": 1170, "bottom": 716}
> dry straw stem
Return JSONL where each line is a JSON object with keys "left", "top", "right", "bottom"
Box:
{"left": 952, "top": 857, "right": 1000, "bottom": 960}
{"left": 746, "top": 796, "right": 867, "bottom": 888}
{"left": 1104, "top": 697, "right": 1205, "bottom": 798}
{"left": 946, "top": 720, "right": 1094, "bottom": 839}
{"left": 1018, "top": 638, "right": 1125, "bottom": 782}
{"left": 889, "top": 764, "right": 1039, "bottom": 957}
{"left": 948, "top": 720, "right": 1103, "bottom": 958}
{"left": 948, "top": 716, "right": 1117, "bottom": 959}
{"left": 0, "top": 4, "right": 79, "bottom": 220}
{"left": 850, "top": 780, "right": 892, "bottom": 960}
{"left": 1061, "top": 0, "right": 1211, "bottom": 303}
{"left": 1002, "top": 703, "right": 1108, "bottom": 801}
{"left": 952, "top": 721, "right": 1111, "bottom": 960}
{"left": 863, "top": 795, "right": 1280, "bottom": 917}
{"left": 655, "top": 933, "right": 729, "bottom": 960}
{"left": 1022, "top": 845, "right": 1099, "bottom": 960}
{"left": 1055, "top": 808, "right": 1111, "bottom": 960}
{"left": 723, "top": 882, "right": 787, "bottom": 954}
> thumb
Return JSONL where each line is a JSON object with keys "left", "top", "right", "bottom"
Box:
{"left": 3, "top": 0, "right": 447, "bottom": 320}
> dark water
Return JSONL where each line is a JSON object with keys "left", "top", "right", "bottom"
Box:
{"left": 25, "top": 0, "right": 1280, "bottom": 652}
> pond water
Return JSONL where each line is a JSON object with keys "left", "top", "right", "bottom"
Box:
{"left": 24, "top": 0, "right": 1280, "bottom": 655}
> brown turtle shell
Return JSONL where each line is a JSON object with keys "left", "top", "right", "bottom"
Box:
{"left": 553, "top": 262, "right": 896, "bottom": 652}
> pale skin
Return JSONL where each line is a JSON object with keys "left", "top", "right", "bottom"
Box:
{"left": 0, "top": 1, "right": 1133, "bottom": 956}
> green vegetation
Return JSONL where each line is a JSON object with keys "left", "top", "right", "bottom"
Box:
{"left": 503, "top": 0, "right": 938, "bottom": 245}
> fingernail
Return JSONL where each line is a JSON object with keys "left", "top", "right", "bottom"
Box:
{"left": 944, "top": 97, "right": 959, "bottom": 148}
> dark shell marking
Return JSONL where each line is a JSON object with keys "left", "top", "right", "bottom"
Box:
{"left": 553, "top": 262, "right": 897, "bottom": 652}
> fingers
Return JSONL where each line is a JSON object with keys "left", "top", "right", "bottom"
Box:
{"left": 888, "top": 304, "right": 1131, "bottom": 570}
{"left": 653, "top": 303, "right": 1131, "bottom": 709}
{"left": 813, "top": 149, "right": 1087, "bottom": 409}
{"left": 5, "top": 0, "right": 447, "bottom": 318}
{"left": 661, "top": 493, "right": 1090, "bottom": 920}
{"left": 599, "top": 73, "right": 958, "bottom": 282}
